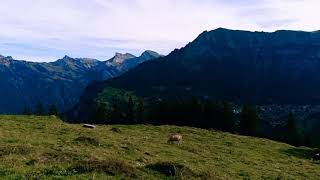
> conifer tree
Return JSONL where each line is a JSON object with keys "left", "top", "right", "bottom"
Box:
{"left": 136, "top": 100, "right": 145, "bottom": 124}
{"left": 240, "top": 104, "right": 259, "bottom": 136}
{"left": 22, "top": 106, "right": 32, "bottom": 115}
{"left": 286, "top": 112, "right": 299, "bottom": 146}
{"left": 152, "top": 99, "right": 167, "bottom": 125}
{"left": 48, "top": 104, "right": 58, "bottom": 116}
{"left": 35, "top": 103, "right": 44, "bottom": 116}
{"left": 203, "top": 100, "right": 214, "bottom": 128}
{"left": 93, "top": 103, "right": 107, "bottom": 124}
{"left": 221, "top": 102, "right": 235, "bottom": 132}
{"left": 127, "top": 96, "right": 135, "bottom": 122}
{"left": 109, "top": 104, "right": 123, "bottom": 123}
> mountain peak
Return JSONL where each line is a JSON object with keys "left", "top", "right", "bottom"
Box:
{"left": 0, "top": 55, "right": 13, "bottom": 61}
{"left": 214, "top": 27, "right": 231, "bottom": 31}
{"left": 104, "top": 51, "right": 160, "bottom": 71}
{"left": 114, "top": 52, "right": 135, "bottom": 58}
{"left": 53, "top": 55, "right": 76, "bottom": 66}
{"left": 0, "top": 55, "right": 13, "bottom": 66}
{"left": 140, "top": 50, "right": 162, "bottom": 60}
{"left": 62, "top": 55, "right": 73, "bottom": 60}
{"left": 193, "top": 28, "right": 235, "bottom": 42}
{"left": 107, "top": 53, "right": 136, "bottom": 65}
{"left": 142, "top": 50, "right": 159, "bottom": 56}
{"left": 114, "top": 52, "right": 122, "bottom": 57}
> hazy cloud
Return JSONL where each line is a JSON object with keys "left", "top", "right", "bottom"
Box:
{"left": 0, "top": 0, "right": 319, "bottom": 61}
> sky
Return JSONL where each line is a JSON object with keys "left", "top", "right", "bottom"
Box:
{"left": 0, "top": 0, "right": 319, "bottom": 61}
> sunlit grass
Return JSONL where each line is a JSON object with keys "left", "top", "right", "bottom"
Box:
{"left": 0, "top": 115, "right": 319, "bottom": 179}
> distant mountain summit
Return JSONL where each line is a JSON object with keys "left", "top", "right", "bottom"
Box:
{"left": 106, "top": 50, "right": 162, "bottom": 72}
{"left": 106, "top": 53, "right": 136, "bottom": 66}
{"left": 0, "top": 51, "right": 161, "bottom": 113}
{"left": 0, "top": 55, "right": 17, "bottom": 65}
{"left": 52, "top": 55, "right": 105, "bottom": 71}
{"left": 140, "top": 50, "right": 163, "bottom": 61}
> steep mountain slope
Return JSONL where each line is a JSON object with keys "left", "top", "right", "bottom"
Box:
{"left": 73, "top": 28, "right": 320, "bottom": 120}
{"left": 0, "top": 51, "right": 161, "bottom": 113}
{"left": 0, "top": 55, "right": 112, "bottom": 114}
{"left": 0, "top": 115, "right": 319, "bottom": 179}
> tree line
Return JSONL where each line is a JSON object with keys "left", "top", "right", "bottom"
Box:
{"left": 18, "top": 95, "right": 311, "bottom": 147}
{"left": 22, "top": 103, "right": 59, "bottom": 116}
{"left": 91, "top": 96, "right": 310, "bottom": 147}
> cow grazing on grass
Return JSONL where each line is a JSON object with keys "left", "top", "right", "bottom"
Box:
{"left": 167, "top": 134, "right": 183, "bottom": 144}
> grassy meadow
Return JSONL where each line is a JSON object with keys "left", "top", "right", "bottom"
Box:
{"left": 0, "top": 115, "right": 319, "bottom": 179}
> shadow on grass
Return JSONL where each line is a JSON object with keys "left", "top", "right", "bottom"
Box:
{"left": 23, "top": 157, "right": 139, "bottom": 179}
{"left": 68, "top": 158, "right": 138, "bottom": 178}
{"left": 36, "top": 150, "right": 88, "bottom": 164}
{"left": 281, "top": 147, "right": 320, "bottom": 161}
{"left": 110, "top": 127, "right": 122, "bottom": 133}
{"left": 145, "top": 162, "right": 221, "bottom": 179}
{"left": 146, "top": 162, "right": 195, "bottom": 177}
{"left": 73, "top": 136, "right": 100, "bottom": 146}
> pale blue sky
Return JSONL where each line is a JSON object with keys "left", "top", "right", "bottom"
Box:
{"left": 0, "top": 0, "right": 319, "bottom": 61}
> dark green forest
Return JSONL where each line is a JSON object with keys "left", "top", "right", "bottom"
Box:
{"left": 82, "top": 88, "right": 318, "bottom": 148}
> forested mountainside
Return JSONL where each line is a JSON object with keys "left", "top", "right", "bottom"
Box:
{"left": 73, "top": 28, "right": 320, "bottom": 120}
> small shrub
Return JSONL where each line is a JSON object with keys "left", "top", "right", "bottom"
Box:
{"left": 239, "top": 170, "right": 250, "bottom": 178}
{"left": 0, "top": 145, "right": 32, "bottom": 156}
{"left": 0, "top": 169, "right": 8, "bottom": 176}
{"left": 282, "top": 148, "right": 319, "bottom": 160}
{"left": 146, "top": 162, "right": 196, "bottom": 178}
{"left": 74, "top": 136, "right": 100, "bottom": 146}
{"left": 68, "top": 159, "right": 138, "bottom": 178}
{"left": 42, "top": 166, "right": 73, "bottom": 176}
{"left": 110, "top": 127, "right": 122, "bottom": 133}
{"left": 26, "top": 159, "right": 37, "bottom": 166}
{"left": 37, "top": 151, "right": 87, "bottom": 164}
{"left": 5, "top": 139, "right": 19, "bottom": 144}
{"left": 199, "top": 171, "right": 224, "bottom": 180}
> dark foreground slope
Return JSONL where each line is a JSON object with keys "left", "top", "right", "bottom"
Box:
{"left": 0, "top": 115, "right": 319, "bottom": 179}
{"left": 72, "top": 28, "right": 320, "bottom": 121}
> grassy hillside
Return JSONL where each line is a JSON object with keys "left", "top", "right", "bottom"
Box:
{"left": 0, "top": 115, "right": 319, "bottom": 179}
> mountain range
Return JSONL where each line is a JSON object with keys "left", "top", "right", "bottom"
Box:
{"left": 0, "top": 50, "right": 162, "bottom": 113}
{"left": 71, "top": 28, "right": 320, "bottom": 121}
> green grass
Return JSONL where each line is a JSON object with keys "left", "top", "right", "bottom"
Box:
{"left": 0, "top": 115, "right": 319, "bottom": 179}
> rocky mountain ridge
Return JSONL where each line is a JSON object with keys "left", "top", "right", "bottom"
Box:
{"left": 0, "top": 50, "right": 161, "bottom": 113}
